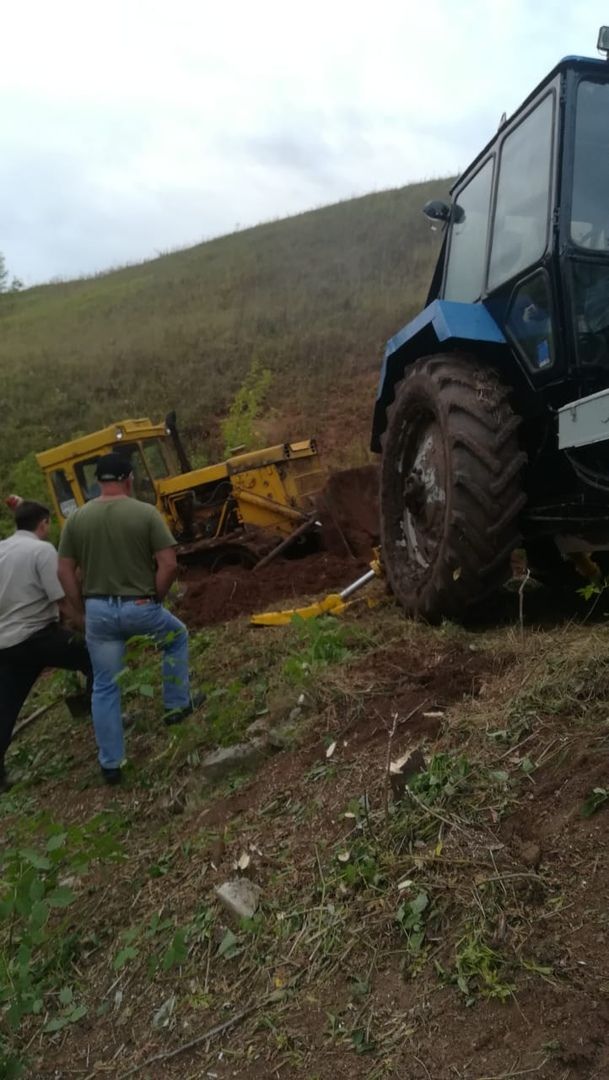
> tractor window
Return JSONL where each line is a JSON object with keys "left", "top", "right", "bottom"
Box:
{"left": 488, "top": 93, "right": 553, "bottom": 291}
{"left": 571, "top": 262, "right": 609, "bottom": 372}
{"left": 113, "top": 443, "right": 157, "bottom": 503}
{"left": 51, "top": 470, "right": 78, "bottom": 517}
{"left": 444, "top": 158, "right": 493, "bottom": 303}
{"left": 74, "top": 460, "right": 101, "bottom": 502}
{"left": 74, "top": 445, "right": 157, "bottom": 505}
{"left": 572, "top": 81, "right": 609, "bottom": 251}
{"left": 142, "top": 440, "right": 170, "bottom": 480}
{"left": 506, "top": 271, "right": 555, "bottom": 372}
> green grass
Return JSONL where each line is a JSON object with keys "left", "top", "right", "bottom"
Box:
{"left": 4, "top": 608, "right": 609, "bottom": 1074}
{"left": 0, "top": 178, "right": 450, "bottom": 529}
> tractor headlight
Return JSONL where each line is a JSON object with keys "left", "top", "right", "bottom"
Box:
{"left": 598, "top": 25, "right": 609, "bottom": 55}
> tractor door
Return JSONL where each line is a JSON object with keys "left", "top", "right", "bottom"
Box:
{"left": 443, "top": 79, "right": 562, "bottom": 387}
{"left": 49, "top": 468, "right": 80, "bottom": 519}
{"left": 488, "top": 88, "right": 561, "bottom": 384}
{"left": 562, "top": 75, "right": 609, "bottom": 396}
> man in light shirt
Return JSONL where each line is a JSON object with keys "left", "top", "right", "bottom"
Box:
{"left": 0, "top": 500, "right": 92, "bottom": 792}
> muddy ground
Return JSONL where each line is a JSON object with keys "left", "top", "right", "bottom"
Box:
{"left": 178, "top": 464, "right": 380, "bottom": 627}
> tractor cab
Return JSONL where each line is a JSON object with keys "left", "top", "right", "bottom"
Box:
{"left": 37, "top": 417, "right": 181, "bottom": 526}
{"left": 372, "top": 29, "right": 609, "bottom": 621}
{"left": 426, "top": 46, "right": 609, "bottom": 407}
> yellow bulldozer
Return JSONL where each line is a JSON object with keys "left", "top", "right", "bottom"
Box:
{"left": 35, "top": 412, "right": 325, "bottom": 568}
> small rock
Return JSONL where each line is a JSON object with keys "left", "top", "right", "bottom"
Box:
{"left": 215, "top": 878, "right": 262, "bottom": 922}
{"left": 245, "top": 717, "right": 271, "bottom": 739}
{"left": 267, "top": 722, "right": 302, "bottom": 750}
{"left": 201, "top": 739, "right": 268, "bottom": 781}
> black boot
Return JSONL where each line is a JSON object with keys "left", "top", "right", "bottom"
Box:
{"left": 164, "top": 691, "right": 206, "bottom": 727}
{"left": 101, "top": 766, "right": 122, "bottom": 786}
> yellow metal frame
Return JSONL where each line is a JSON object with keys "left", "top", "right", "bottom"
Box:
{"left": 36, "top": 418, "right": 324, "bottom": 540}
{"left": 37, "top": 418, "right": 171, "bottom": 525}
{"left": 36, "top": 418, "right": 167, "bottom": 471}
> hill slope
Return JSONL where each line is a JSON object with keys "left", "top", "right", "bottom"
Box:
{"left": 2, "top": 600, "right": 609, "bottom": 1078}
{"left": 0, "top": 179, "right": 447, "bottom": 506}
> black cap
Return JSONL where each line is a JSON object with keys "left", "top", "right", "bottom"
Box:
{"left": 95, "top": 453, "right": 133, "bottom": 482}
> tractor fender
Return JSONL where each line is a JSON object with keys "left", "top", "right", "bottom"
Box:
{"left": 370, "top": 299, "right": 508, "bottom": 452}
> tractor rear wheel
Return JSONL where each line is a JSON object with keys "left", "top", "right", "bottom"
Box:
{"left": 380, "top": 354, "right": 526, "bottom": 622}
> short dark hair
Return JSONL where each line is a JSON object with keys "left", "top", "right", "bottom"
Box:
{"left": 15, "top": 500, "right": 51, "bottom": 532}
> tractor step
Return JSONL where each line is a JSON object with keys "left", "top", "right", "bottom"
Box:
{"left": 558, "top": 386, "right": 609, "bottom": 450}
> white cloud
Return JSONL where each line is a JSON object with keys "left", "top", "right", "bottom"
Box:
{"left": 1, "top": 0, "right": 607, "bottom": 282}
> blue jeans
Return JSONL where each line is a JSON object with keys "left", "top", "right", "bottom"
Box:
{"left": 85, "top": 598, "right": 191, "bottom": 769}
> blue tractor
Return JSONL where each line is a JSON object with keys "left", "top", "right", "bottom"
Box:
{"left": 372, "top": 29, "right": 609, "bottom": 620}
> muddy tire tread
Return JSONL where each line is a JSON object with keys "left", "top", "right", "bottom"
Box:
{"left": 380, "top": 353, "right": 526, "bottom": 621}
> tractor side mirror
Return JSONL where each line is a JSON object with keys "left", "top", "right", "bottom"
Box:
{"left": 423, "top": 200, "right": 451, "bottom": 222}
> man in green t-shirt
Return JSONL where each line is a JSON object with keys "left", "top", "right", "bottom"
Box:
{"left": 58, "top": 453, "right": 202, "bottom": 785}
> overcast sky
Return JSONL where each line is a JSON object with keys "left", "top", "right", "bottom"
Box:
{"left": 1, "top": 0, "right": 606, "bottom": 284}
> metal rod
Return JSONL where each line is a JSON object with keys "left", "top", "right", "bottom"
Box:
{"left": 235, "top": 488, "right": 306, "bottom": 523}
{"left": 339, "top": 568, "right": 376, "bottom": 600}
{"left": 253, "top": 516, "right": 319, "bottom": 572}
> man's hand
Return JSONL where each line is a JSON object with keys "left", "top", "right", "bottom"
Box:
{"left": 154, "top": 547, "right": 178, "bottom": 601}
{"left": 58, "top": 556, "right": 85, "bottom": 625}
{"left": 58, "top": 598, "right": 85, "bottom": 633}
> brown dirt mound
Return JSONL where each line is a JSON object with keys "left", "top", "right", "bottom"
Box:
{"left": 317, "top": 463, "right": 379, "bottom": 556}
{"left": 178, "top": 551, "right": 368, "bottom": 626}
{"left": 177, "top": 465, "right": 380, "bottom": 627}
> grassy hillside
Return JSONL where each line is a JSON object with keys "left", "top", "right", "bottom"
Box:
{"left": 0, "top": 178, "right": 448, "bottom": 514}
{"left": 3, "top": 596, "right": 609, "bottom": 1077}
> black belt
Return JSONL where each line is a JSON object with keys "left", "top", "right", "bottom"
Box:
{"left": 85, "top": 595, "right": 157, "bottom": 602}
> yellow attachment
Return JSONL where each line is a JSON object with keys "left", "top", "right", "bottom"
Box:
{"left": 251, "top": 557, "right": 384, "bottom": 626}
{"left": 251, "top": 593, "right": 348, "bottom": 627}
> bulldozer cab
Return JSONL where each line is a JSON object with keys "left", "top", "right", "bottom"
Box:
{"left": 37, "top": 416, "right": 324, "bottom": 557}
{"left": 428, "top": 51, "right": 609, "bottom": 402}
{"left": 37, "top": 418, "right": 179, "bottom": 526}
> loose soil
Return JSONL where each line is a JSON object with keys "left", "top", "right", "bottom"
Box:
{"left": 178, "top": 552, "right": 369, "bottom": 626}
{"left": 177, "top": 464, "right": 380, "bottom": 627}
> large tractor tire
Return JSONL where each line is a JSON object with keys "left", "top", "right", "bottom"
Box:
{"left": 380, "top": 354, "right": 526, "bottom": 622}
